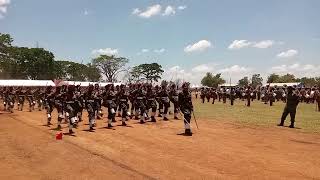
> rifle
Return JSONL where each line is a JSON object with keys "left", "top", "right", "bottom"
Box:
{"left": 192, "top": 110, "right": 199, "bottom": 130}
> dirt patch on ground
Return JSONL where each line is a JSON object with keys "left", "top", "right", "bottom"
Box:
{"left": 0, "top": 110, "right": 319, "bottom": 180}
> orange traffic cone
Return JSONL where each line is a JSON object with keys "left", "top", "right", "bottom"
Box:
{"left": 56, "top": 132, "right": 63, "bottom": 140}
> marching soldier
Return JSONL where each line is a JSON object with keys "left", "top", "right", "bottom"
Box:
{"left": 26, "top": 87, "right": 35, "bottom": 112}
{"left": 211, "top": 88, "right": 218, "bottom": 104}
{"left": 103, "top": 84, "right": 117, "bottom": 128}
{"left": 135, "top": 84, "right": 147, "bottom": 124}
{"left": 44, "top": 86, "right": 54, "bottom": 126}
{"left": 200, "top": 88, "right": 206, "bottom": 103}
{"left": 16, "top": 87, "right": 25, "bottom": 111}
{"left": 245, "top": 86, "right": 251, "bottom": 107}
{"left": 169, "top": 84, "right": 180, "bottom": 120}
{"left": 64, "top": 85, "right": 78, "bottom": 134}
{"left": 230, "top": 88, "right": 236, "bottom": 106}
{"left": 159, "top": 83, "right": 170, "bottom": 121}
{"left": 84, "top": 85, "right": 96, "bottom": 131}
{"left": 278, "top": 86, "right": 301, "bottom": 128}
{"left": 155, "top": 85, "right": 163, "bottom": 117}
{"left": 146, "top": 84, "right": 157, "bottom": 122}
{"left": 53, "top": 86, "right": 65, "bottom": 129}
{"left": 178, "top": 82, "right": 193, "bottom": 136}
{"left": 118, "top": 85, "right": 129, "bottom": 126}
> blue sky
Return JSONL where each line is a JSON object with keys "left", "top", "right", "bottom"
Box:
{"left": 1, "top": 0, "right": 319, "bottom": 84}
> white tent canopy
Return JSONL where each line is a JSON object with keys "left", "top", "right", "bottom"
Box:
{"left": 263, "top": 82, "right": 301, "bottom": 87}
{"left": 0, "top": 80, "right": 55, "bottom": 87}
{"left": 0, "top": 80, "right": 122, "bottom": 87}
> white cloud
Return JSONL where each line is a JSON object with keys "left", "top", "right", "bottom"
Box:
{"left": 0, "top": 0, "right": 10, "bottom": 18}
{"left": 162, "top": 6, "right": 176, "bottom": 16}
{"left": 154, "top": 48, "right": 166, "bottom": 53}
{"left": 191, "top": 64, "right": 215, "bottom": 73}
{"left": 277, "top": 49, "right": 298, "bottom": 58}
{"left": 163, "top": 64, "right": 254, "bottom": 85}
{"left": 228, "top": 39, "right": 280, "bottom": 49}
{"left": 135, "top": 4, "right": 162, "bottom": 18}
{"left": 253, "top": 40, "right": 274, "bottom": 49}
{"left": 132, "top": 8, "right": 141, "bottom": 15}
{"left": 228, "top": 40, "right": 252, "bottom": 49}
{"left": 84, "top": 10, "right": 89, "bottom": 16}
{"left": 269, "top": 63, "right": 320, "bottom": 77}
{"left": 178, "top": 5, "right": 187, "bottom": 10}
{"left": 218, "top": 65, "right": 251, "bottom": 74}
{"left": 141, "top": 49, "right": 149, "bottom": 53}
{"left": 184, "top": 40, "right": 212, "bottom": 53}
{"left": 133, "top": 4, "right": 185, "bottom": 18}
{"left": 92, "top": 48, "right": 119, "bottom": 56}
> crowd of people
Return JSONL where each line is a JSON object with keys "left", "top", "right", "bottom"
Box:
{"left": 0, "top": 82, "right": 194, "bottom": 136}
{"left": 1, "top": 83, "right": 319, "bottom": 136}
{"left": 195, "top": 86, "right": 320, "bottom": 107}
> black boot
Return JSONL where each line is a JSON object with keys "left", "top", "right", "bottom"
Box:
{"left": 122, "top": 122, "right": 127, "bottom": 126}
{"left": 174, "top": 116, "right": 179, "bottom": 120}
{"left": 151, "top": 117, "right": 156, "bottom": 122}
{"left": 108, "top": 123, "right": 113, "bottom": 128}
{"left": 140, "top": 120, "right": 145, "bottom": 124}
{"left": 163, "top": 117, "right": 169, "bottom": 121}
{"left": 185, "top": 129, "right": 192, "bottom": 136}
{"left": 277, "top": 120, "right": 284, "bottom": 126}
{"left": 89, "top": 126, "right": 95, "bottom": 131}
{"left": 289, "top": 122, "right": 295, "bottom": 128}
{"left": 69, "top": 129, "right": 74, "bottom": 134}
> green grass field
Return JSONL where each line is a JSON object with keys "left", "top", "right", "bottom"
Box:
{"left": 192, "top": 98, "right": 320, "bottom": 133}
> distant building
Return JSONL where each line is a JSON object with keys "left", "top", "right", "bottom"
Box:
{"left": 219, "top": 83, "right": 238, "bottom": 88}
{"left": 263, "top": 82, "right": 301, "bottom": 87}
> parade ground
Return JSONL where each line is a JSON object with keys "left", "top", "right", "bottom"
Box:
{"left": 0, "top": 100, "right": 319, "bottom": 180}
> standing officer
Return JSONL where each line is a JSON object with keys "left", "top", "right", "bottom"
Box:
{"left": 178, "top": 82, "right": 193, "bottom": 136}
{"left": 277, "top": 86, "right": 301, "bottom": 128}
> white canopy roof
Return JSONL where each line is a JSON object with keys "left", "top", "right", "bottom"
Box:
{"left": 0, "top": 80, "right": 123, "bottom": 87}
{"left": 263, "top": 82, "right": 301, "bottom": 87}
{"left": 0, "top": 80, "right": 55, "bottom": 87}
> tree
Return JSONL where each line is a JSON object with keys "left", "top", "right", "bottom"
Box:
{"left": 85, "top": 63, "right": 101, "bottom": 82}
{"left": 267, "top": 73, "right": 280, "bottom": 83}
{"left": 54, "top": 61, "right": 101, "bottom": 81}
{"left": 130, "top": 63, "right": 164, "bottom": 82}
{"left": 92, "top": 55, "right": 128, "bottom": 82}
{"left": 238, "top": 76, "right": 249, "bottom": 87}
{"left": 201, "top": 73, "right": 225, "bottom": 87}
{"left": 25, "top": 48, "right": 55, "bottom": 80}
{"left": 277, "top": 73, "right": 296, "bottom": 83}
{"left": 251, "top": 74, "right": 263, "bottom": 87}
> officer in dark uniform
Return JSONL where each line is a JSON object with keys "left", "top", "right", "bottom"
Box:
{"left": 159, "top": 83, "right": 170, "bottom": 121}
{"left": 135, "top": 84, "right": 147, "bottom": 124}
{"left": 64, "top": 85, "right": 77, "bottom": 134}
{"left": 200, "top": 88, "right": 206, "bottom": 103}
{"left": 230, "top": 88, "right": 236, "bottom": 106}
{"left": 103, "top": 84, "right": 117, "bottom": 128}
{"left": 16, "top": 87, "right": 25, "bottom": 111}
{"left": 26, "top": 87, "right": 35, "bottom": 112}
{"left": 278, "top": 86, "right": 300, "bottom": 128}
{"left": 118, "top": 85, "right": 129, "bottom": 126}
{"left": 146, "top": 84, "right": 157, "bottom": 122}
{"left": 169, "top": 84, "right": 180, "bottom": 120}
{"left": 53, "top": 86, "right": 65, "bottom": 129}
{"left": 245, "top": 86, "right": 251, "bottom": 107}
{"left": 85, "top": 84, "right": 97, "bottom": 131}
{"left": 178, "top": 82, "right": 193, "bottom": 136}
{"left": 155, "top": 85, "right": 163, "bottom": 117}
{"left": 44, "top": 86, "right": 54, "bottom": 126}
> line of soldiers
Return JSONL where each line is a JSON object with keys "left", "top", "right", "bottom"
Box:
{"left": 196, "top": 86, "right": 320, "bottom": 108}
{"left": 0, "top": 82, "right": 194, "bottom": 136}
